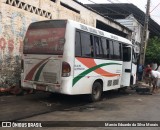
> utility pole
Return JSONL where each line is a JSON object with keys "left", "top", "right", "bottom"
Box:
{"left": 139, "top": 0, "right": 151, "bottom": 65}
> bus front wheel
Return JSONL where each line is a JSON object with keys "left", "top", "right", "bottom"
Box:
{"left": 89, "top": 82, "right": 102, "bottom": 102}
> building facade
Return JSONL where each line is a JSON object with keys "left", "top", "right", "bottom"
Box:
{"left": 116, "top": 14, "right": 145, "bottom": 53}
{"left": 0, "top": 0, "right": 131, "bottom": 87}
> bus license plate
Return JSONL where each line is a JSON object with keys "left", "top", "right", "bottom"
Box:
{"left": 36, "top": 85, "right": 46, "bottom": 91}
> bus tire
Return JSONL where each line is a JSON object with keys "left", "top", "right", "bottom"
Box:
{"left": 89, "top": 82, "right": 102, "bottom": 102}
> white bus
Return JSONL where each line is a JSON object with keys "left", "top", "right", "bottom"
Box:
{"left": 21, "top": 19, "right": 137, "bottom": 101}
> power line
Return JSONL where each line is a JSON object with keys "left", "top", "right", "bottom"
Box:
{"left": 150, "top": 2, "right": 160, "bottom": 13}
{"left": 86, "top": 0, "right": 147, "bottom": 27}
{"left": 79, "top": 0, "right": 160, "bottom": 36}
{"left": 87, "top": 0, "right": 96, "bottom": 4}
{"left": 106, "top": 0, "right": 114, "bottom": 3}
{"left": 140, "top": 0, "right": 150, "bottom": 65}
{"left": 104, "top": 0, "right": 160, "bottom": 36}
{"left": 86, "top": 0, "right": 128, "bottom": 17}
{"left": 151, "top": 14, "right": 160, "bottom": 17}
{"left": 113, "top": 0, "right": 121, "bottom": 3}
{"left": 104, "top": 1, "right": 145, "bottom": 24}
{"left": 79, "top": 0, "right": 132, "bottom": 19}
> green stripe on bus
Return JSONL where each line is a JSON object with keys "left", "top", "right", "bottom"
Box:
{"left": 34, "top": 61, "right": 48, "bottom": 81}
{"left": 73, "top": 63, "right": 121, "bottom": 86}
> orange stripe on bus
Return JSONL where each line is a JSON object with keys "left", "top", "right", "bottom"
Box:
{"left": 76, "top": 57, "right": 120, "bottom": 77}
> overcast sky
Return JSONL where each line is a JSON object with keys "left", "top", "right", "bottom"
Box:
{"left": 77, "top": 0, "right": 160, "bottom": 25}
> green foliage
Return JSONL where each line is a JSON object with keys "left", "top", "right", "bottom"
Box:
{"left": 145, "top": 36, "right": 160, "bottom": 64}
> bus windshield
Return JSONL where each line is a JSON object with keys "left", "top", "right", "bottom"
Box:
{"left": 23, "top": 20, "right": 67, "bottom": 55}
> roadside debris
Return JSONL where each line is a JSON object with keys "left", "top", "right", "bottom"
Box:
{"left": 136, "top": 87, "right": 150, "bottom": 94}
{"left": 0, "top": 87, "right": 10, "bottom": 93}
{"left": 135, "top": 82, "right": 152, "bottom": 95}
{"left": 39, "top": 101, "right": 52, "bottom": 107}
{"left": 0, "top": 86, "right": 34, "bottom": 96}
{"left": 137, "top": 99, "right": 143, "bottom": 102}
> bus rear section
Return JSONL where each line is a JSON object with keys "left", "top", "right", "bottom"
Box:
{"left": 21, "top": 19, "right": 137, "bottom": 102}
{"left": 21, "top": 20, "right": 71, "bottom": 93}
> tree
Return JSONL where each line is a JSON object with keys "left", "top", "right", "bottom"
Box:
{"left": 145, "top": 36, "right": 160, "bottom": 65}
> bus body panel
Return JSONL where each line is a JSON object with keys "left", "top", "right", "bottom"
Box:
{"left": 121, "top": 46, "right": 133, "bottom": 87}
{"left": 21, "top": 19, "right": 137, "bottom": 96}
{"left": 22, "top": 54, "right": 63, "bottom": 92}
{"left": 73, "top": 58, "right": 123, "bottom": 94}
{"left": 23, "top": 55, "right": 62, "bottom": 84}
{"left": 121, "top": 61, "right": 132, "bottom": 86}
{"left": 131, "top": 63, "right": 137, "bottom": 85}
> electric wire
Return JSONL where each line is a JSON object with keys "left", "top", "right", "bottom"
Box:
{"left": 150, "top": 2, "right": 160, "bottom": 13}
{"left": 77, "top": 0, "right": 160, "bottom": 36}
{"left": 105, "top": 0, "right": 160, "bottom": 36}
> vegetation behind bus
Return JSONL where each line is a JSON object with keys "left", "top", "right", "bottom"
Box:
{"left": 146, "top": 36, "right": 160, "bottom": 65}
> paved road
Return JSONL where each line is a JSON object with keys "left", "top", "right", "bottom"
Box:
{"left": 0, "top": 87, "right": 160, "bottom": 130}
{"left": 0, "top": 89, "right": 131, "bottom": 121}
{"left": 0, "top": 92, "right": 89, "bottom": 121}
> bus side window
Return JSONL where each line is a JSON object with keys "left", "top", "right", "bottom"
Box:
{"left": 94, "top": 36, "right": 103, "bottom": 58}
{"left": 119, "top": 43, "right": 123, "bottom": 60}
{"left": 132, "top": 49, "right": 137, "bottom": 64}
{"left": 123, "top": 45, "right": 131, "bottom": 61}
{"left": 81, "top": 32, "right": 93, "bottom": 58}
{"left": 75, "top": 31, "right": 82, "bottom": 57}
{"left": 109, "top": 40, "right": 114, "bottom": 59}
{"left": 101, "top": 38, "right": 109, "bottom": 59}
{"left": 113, "top": 41, "right": 121, "bottom": 60}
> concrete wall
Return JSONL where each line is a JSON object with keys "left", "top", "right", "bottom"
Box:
{"left": 0, "top": 0, "right": 49, "bottom": 86}
{"left": 0, "top": 0, "right": 131, "bottom": 87}
{"left": 116, "top": 15, "right": 145, "bottom": 54}
{"left": 116, "top": 15, "right": 143, "bottom": 44}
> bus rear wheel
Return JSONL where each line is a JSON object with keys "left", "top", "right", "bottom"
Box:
{"left": 89, "top": 82, "right": 102, "bottom": 102}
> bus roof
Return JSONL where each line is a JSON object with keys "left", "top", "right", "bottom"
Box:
{"left": 67, "top": 19, "right": 132, "bottom": 45}
{"left": 29, "top": 19, "right": 132, "bottom": 45}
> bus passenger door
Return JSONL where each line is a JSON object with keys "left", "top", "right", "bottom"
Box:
{"left": 121, "top": 46, "right": 132, "bottom": 87}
